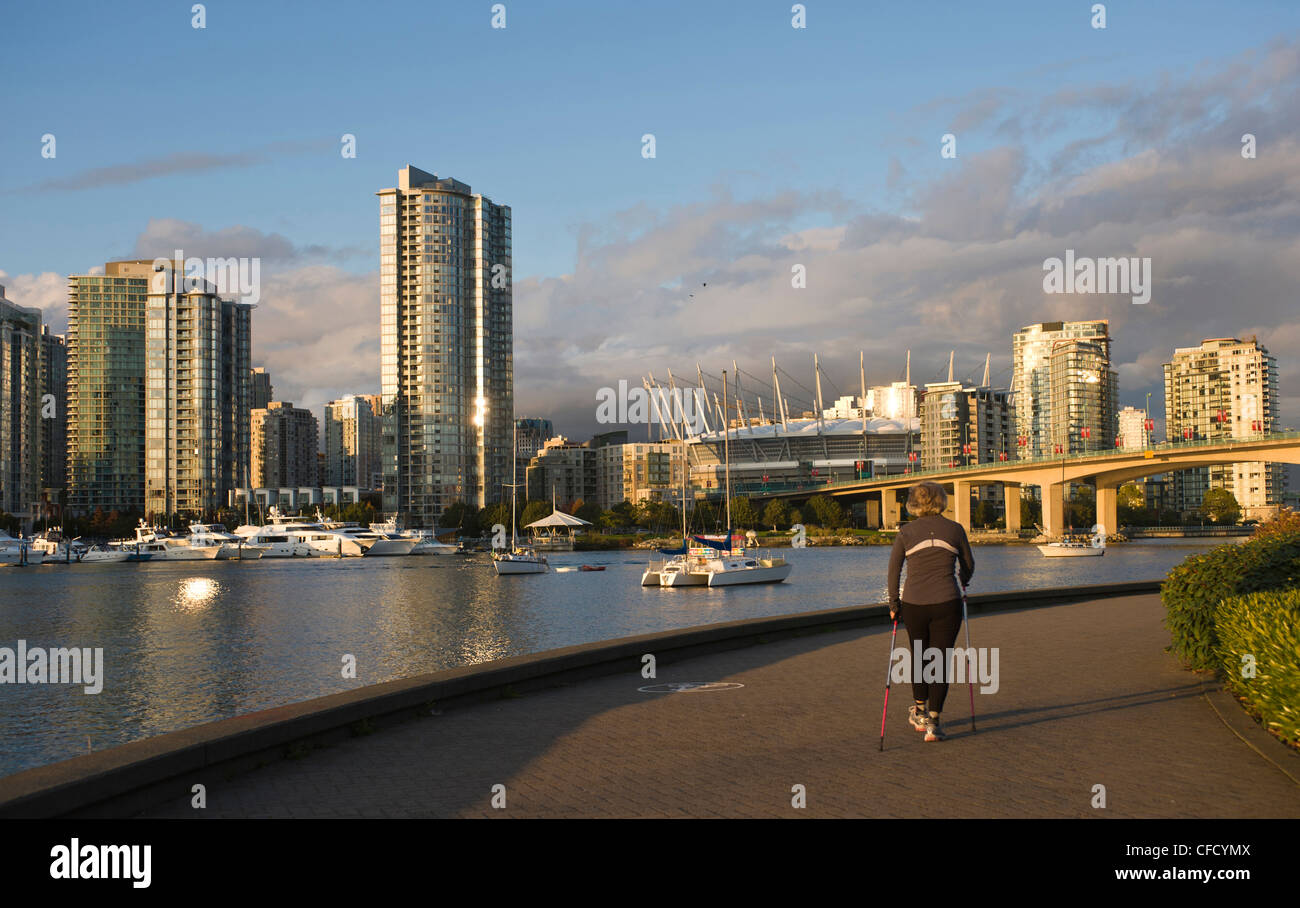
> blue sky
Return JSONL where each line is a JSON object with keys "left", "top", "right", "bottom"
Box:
{"left": 3, "top": 0, "right": 1292, "bottom": 277}
{"left": 3, "top": 1, "right": 1299, "bottom": 435}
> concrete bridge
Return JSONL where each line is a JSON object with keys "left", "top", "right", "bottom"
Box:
{"left": 730, "top": 432, "right": 1300, "bottom": 536}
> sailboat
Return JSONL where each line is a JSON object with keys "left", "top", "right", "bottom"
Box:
{"left": 694, "top": 369, "right": 792, "bottom": 587}
{"left": 493, "top": 421, "right": 548, "bottom": 575}
{"left": 644, "top": 450, "right": 710, "bottom": 587}
{"left": 1037, "top": 437, "right": 1105, "bottom": 557}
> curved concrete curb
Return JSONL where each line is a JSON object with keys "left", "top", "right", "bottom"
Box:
{"left": 0, "top": 581, "right": 1160, "bottom": 818}
{"left": 1196, "top": 677, "right": 1300, "bottom": 786}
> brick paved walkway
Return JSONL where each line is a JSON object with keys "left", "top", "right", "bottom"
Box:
{"left": 145, "top": 593, "right": 1300, "bottom": 818}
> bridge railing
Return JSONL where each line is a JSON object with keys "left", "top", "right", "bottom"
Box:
{"left": 693, "top": 430, "right": 1300, "bottom": 498}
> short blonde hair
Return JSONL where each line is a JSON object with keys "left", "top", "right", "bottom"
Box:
{"left": 906, "top": 481, "right": 947, "bottom": 517}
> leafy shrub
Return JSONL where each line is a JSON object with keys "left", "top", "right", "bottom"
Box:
{"left": 1250, "top": 510, "right": 1300, "bottom": 542}
{"left": 1215, "top": 589, "right": 1300, "bottom": 749}
{"left": 1161, "top": 527, "right": 1300, "bottom": 670}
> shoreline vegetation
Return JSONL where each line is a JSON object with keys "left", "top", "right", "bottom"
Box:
{"left": 1162, "top": 511, "right": 1300, "bottom": 752}
{"left": 583, "top": 530, "right": 1120, "bottom": 550}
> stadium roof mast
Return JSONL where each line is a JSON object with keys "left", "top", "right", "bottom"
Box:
{"left": 732, "top": 360, "right": 751, "bottom": 427}
{"left": 860, "top": 350, "right": 868, "bottom": 435}
{"left": 644, "top": 374, "right": 672, "bottom": 441}
{"left": 666, "top": 367, "right": 689, "bottom": 441}
{"left": 814, "top": 353, "right": 825, "bottom": 431}
{"left": 772, "top": 356, "right": 789, "bottom": 430}
{"left": 695, "top": 363, "right": 713, "bottom": 435}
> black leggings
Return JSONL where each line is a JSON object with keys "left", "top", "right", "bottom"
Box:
{"left": 899, "top": 599, "right": 963, "bottom": 713}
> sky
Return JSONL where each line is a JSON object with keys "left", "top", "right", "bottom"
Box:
{"left": 2, "top": 0, "right": 1298, "bottom": 441}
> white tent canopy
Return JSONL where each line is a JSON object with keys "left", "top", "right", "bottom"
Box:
{"left": 525, "top": 509, "right": 592, "bottom": 529}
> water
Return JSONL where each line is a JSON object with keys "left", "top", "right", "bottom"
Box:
{"left": 0, "top": 539, "right": 1231, "bottom": 777}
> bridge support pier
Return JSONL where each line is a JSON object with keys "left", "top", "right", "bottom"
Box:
{"left": 1041, "top": 483, "right": 1066, "bottom": 538}
{"left": 946, "top": 481, "right": 971, "bottom": 531}
{"left": 1096, "top": 482, "right": 1118, "bottom": 537}
{"left": 881, "top": 490, "right": 902, "bottom": 530}
{"left": 1004, "top": 483, "right": 1021, "bottom": 534}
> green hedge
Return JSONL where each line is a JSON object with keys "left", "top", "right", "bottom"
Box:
{"left": 1161, "top": 531, "right": 1300, "bottom": 669}
{"left": 1215, "top": 589, "right": 1300, "bottom": 749}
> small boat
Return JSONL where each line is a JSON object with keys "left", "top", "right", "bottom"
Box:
{"left": 188, "top": 523, "right": 262, "bottom": 559}
{"left": 1037, "top": 525, "right": 1106, "bottom": 557}
{"left": 0, "top": 531, "right": 45, "bottom": 566}
{"left": 704, "top": 552, "right": 792, "bottom": 585}
{"left": 77, "top": 546, "right": 130, "bottom": 564}
{"left": 493, "top": 422, "right": 549, "bottom": 575}
{"left": 370, "top": 518, "right": 460, "bottom": 555}
{"left": 579, "top": 564, "right": 605, "bottom": 572}
{"left": 494, "top": 548, "right": 549, "bottom": 574}
{"left": 1036, "top": 539, "right": 1105, "bottom": 557}
{"left": 318, "top": 511, "right": 419, "bottom": 556}
{"left": 239, "top": 531, "right": 315, "bottom": 558}
{"left": 109, "top": 521, "right": 218, "bottom": 560}
{"left": 235, "top": 508, "right": 370, "bottom": 557}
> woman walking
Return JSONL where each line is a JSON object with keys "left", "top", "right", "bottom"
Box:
{"left": 887, "top": 481, "right": 975, "bottom": 742}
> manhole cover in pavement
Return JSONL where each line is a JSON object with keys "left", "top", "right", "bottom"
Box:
{"left": 638, "top": 681, "right": 745, "bottom": 693}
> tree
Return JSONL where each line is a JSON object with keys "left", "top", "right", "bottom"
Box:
{"left": 692, "top": 500, "right": 719, "bottom": 532}
{"left": 762, "top": 499, "right": 790, "bottom": 531}
{"left": 520, "top": 499, "right": 550, "bottom": 528}
{"left": 1201, "top": 488, "right": 1241, "bottom": 524}
{"left": 972, "top": 500, "right": 999, "bottom": 529}
{"left": 599, "top": 500, "right": 637, "bottom": 532}
{"left": 480, "top": 502, "right": 512, "bottom": 537}
{"left": 1069, "top": 486, "right": 1096, "bottom": 529}
{"left": 729, "top": 496, "right": 757, "bottom": 528}
{"left": 1117, "top": 483, "right": 1149, "bottom": 527}
{"left": 1020, "top": 497, "right": 1041, "bottom": 529}
{"left": 441, "top": 500, "right": 480, "bottom": 536}
{"left": 807, "top": 495, "right": 844, "bottom": 529}
{"left": 574, "top": 501, "right": 603, "bottom": 525}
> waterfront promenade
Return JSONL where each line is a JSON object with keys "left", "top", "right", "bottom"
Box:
{"left": 140, "top": 591, "right": 1299, "bottom": 819}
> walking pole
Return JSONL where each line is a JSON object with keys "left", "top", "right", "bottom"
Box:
{"left": 878, "top": 612, "right": 900, "bottom": 751}
{"left": 961, "top": 583, "right": 976, "bottom": 733}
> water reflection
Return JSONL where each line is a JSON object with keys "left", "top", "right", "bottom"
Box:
{"left": 0, "top": 540, "right": 1232, "bottom": 777}
{"left": 172, "top": 576, "right": 222, "bottom": 611}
